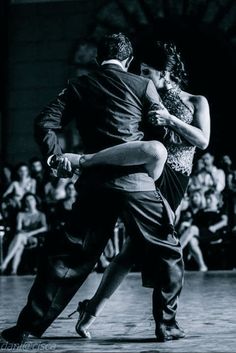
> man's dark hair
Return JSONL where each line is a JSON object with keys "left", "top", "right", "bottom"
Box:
{"left": 96, "top": 33, "right": 133, "bottom": 63}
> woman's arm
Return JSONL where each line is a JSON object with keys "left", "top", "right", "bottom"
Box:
{"left": 149, "top": 95, "right": 210, "bottom": 150}
{"left": 16, "top": 212, "right": 24, "bottom": 233}
{"left": 2, "top": 182, "right": 15, "bottom": 198}
{"left": 209, "top": 214, "right": 228, "bottom": 233}
{"left": 25, "top": 226, "right": 48, "bottom": 238}
{"left": 30, "top": 179, "right": 37, "bottom": 194}
{"left": 25, "top": 213, "right": 48, "bottom": 238}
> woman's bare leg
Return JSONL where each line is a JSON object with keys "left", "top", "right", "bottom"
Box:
{"left": 75, "top": 238, "right": 136, "bottom": 337}
{"left": 1, "top": 234, "right": 24, "bottom": 271}
{"left": 189, "top": 237, "right": 208, "bottom": 271}
{"left": 65, "top": 140, "right": 167, "bottom": 181}
{"left": 180, "top": 225, "right": 199, "bottom": 249}
{"left": 11, "top": 245, "right": 24, "bottom": 274}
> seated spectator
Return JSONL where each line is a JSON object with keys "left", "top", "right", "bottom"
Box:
{"left": 44, "top": 176, "right": 70, "bottom": 217}
{"left": 0, "top": 194, "right": 20, "bottom": 235}
{"left": 176, "top": 188, "right": 206, "bottom": 233}
{"left": 53, "top": 181, "right": 77, "bottom": 230}
{"left": 200, "top": 152, "right": 225, "bottom": 193}
{"left": 0, "top": 193, "right": 47, "bottom": 275}
{"left": 29, "top": 157, "right": 49, "bottom": 200}
{"left": 0, "top": 163, "right": 12, "bottom": 197}
{"left": 3, "top": 163, "right": 36, "bottom": 208}
{"left": 188, "top": 158, "right": 205, "bottom": 192}
{"left": 228, "top": 169, "right": 236, "bottom": 231}
{"left": 189, "top": 153, "right": 226, "bottom": 194}
{"left": 179, "top": 188, "right": 228, "bottom": 271}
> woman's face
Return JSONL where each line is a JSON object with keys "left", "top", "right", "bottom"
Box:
{"left": 205, "top": 193, "right": 218, "bottom": 209}
{"left": 17, "top": 165, "right": 29, "bottom": 179}
{"left": 190, "top": 191, "right": 203, "bottom": 207}
{"left": 140, "top": 63, "right": 164, "bottom": 89}
{"left": 25, "top": 195, "right": 37, "bottom": 210}
{"left": 65, "top": 183, "right": 77, "bottom": 198}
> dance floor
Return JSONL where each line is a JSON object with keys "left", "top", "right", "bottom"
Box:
{"left": 0, "top": 270, "right": 236, "bottom": 352}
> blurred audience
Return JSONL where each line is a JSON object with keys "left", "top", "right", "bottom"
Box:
{"left": 29, "top": 157, "right": 49, "bottom": 200}
{"left": 0, "top": 163, "right": 12, "bottom": 197}
{"left": 53, "top": 181, "right": 77, "bottom": 230}
{"left": 3, "top": 163, "right": 36, "bottom": 208}
{"left": 0, "top": 152, "right": 235, "bottom": 274}
{"left": 179, "top": 188, "right": 228, "bottom": 271}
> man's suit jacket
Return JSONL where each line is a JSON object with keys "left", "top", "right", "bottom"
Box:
{"left": 34, "top": 63, "right": 162, "bottom": 192}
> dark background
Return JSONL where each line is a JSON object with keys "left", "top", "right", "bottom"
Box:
{"left": 1, "top": 0, "right": 236, "bottom": 166}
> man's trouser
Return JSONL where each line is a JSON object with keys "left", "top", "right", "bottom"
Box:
{"left": 16, "top": 187, "right": 184, "bottom": 336}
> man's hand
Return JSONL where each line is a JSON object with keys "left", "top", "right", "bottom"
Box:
{"left": 49, "top": 154, "right": 73, "bottom": 178}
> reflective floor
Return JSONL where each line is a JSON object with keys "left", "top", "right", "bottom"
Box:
{"left": 0, "top": 270, "right": 236, "bottom": 352}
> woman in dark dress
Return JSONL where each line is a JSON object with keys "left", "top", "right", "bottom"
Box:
{"left": 61, "top": 41, "right": 211, "bottom": 337}
{"left": 180, "top": 188, "right": 228, "bottom": 271}
{"left": 0, "top": 193, "right": 47, "bottom": 275}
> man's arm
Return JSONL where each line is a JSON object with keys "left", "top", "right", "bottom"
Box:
{"left": 143, "top": 79, "right": 163, "bottom": 111}
{"left": 34, "top": 81, "right": 78, "bottom": 158}
{"left": 142, "top": 79, "right": 166, "bottom": 139}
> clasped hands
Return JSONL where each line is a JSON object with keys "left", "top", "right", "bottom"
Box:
{"left": 148, "top": 103, "right": 172, "bottom": 127}
{"left": 49, "top": 154, "right": 74, "bottom": 178}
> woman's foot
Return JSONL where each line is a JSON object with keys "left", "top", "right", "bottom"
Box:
{"left": 199, "top": 265, "right": 208, "bottom": 272}
{"left": 0, "top": 263, "right": 7, "bottom": 274}
{"left": 75, "top": 300, "right": 96, "bottom": 339}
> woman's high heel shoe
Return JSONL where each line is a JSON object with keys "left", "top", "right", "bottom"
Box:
{"left": 68, "top": 299, "right": 89, "bottom": 318}
{"left": 75, "top": 300, "right": 96, "bottom": 339}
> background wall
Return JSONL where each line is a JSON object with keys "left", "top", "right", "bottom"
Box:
{"left": 2, "top": 0, "right": 236, "bottom": 165}
{"left": 4, "top": 0, "right": 102, "bottom": 164}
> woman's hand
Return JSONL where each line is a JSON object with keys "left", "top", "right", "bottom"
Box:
{"left": 148, "top": 108, "right": 173, "bottom": 127}
{"left": 17, "top": 232, "right": 28, "bottom": 245}
{"left": 209, "top": 225, "right": 217, "bottom": 233}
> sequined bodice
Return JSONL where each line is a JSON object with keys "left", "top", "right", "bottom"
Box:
{"left": 160, "top": 89, "right": 196, "bottom": 176}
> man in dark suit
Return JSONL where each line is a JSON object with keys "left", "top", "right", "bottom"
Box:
{"left": 1, "top": 33, "right": 184, "bottom": 343}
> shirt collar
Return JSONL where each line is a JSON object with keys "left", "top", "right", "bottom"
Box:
{"left": 101, "top": 59, "right": 125, "bottom": 71}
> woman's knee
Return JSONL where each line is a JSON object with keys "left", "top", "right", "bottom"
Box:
{"left": 189, "top": 236, "right": 200, "bottom": 249}
{"left": 141, "top": 141, "right": 167, "bottom": 162}
{"left": 189, "top": 225, "right": 199, "bottom": 236}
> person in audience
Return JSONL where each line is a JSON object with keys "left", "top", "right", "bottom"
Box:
{"left": 179, "top": 188, "right": 228, "bottom": 271}
{"left": 53, "top": 181, "right": 77, "bottom": 229}
{"left": 219, "top": 155, "right": 234, "bottom": 230}
{"left": 177, "top": 188, "right": 206, "bottom": 234}
{"left": 29, "top": 157, "right": 48, "bottom": 200}
{"left": 44, "top": 175, "right": 70, "bottom": 217}
{"left": 0, "top": 193, "right": 47, "bottom": 275}
{"left": 0, "top": 163, "right": 12, "bottom": 197}
{"left": 188, "top": 158, "right": 205, "bottom": 192}
{"left": 3, "top": 163, "right": 36, "bottom": 208}
{"left": 196, "top": 152, "right": 225, "bottom": 193}
{"left": 227, "top": 169, "right": 236, "bottom": 232}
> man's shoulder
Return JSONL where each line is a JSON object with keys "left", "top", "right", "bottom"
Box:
{"left": 120, "top": 70, "right": 151, "bottom": 86}
{"left": 67, "top": 75, "right": 87, "bottom": 86}
{"left": 67, "top": 69, "right": 152, "bottom": 96}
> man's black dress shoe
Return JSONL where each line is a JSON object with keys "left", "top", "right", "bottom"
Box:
{"left": 155, "top": 321, "right": 185, "bottom": 342}
{"left": 1, "top": 326, "right": 29, "bottom": 344}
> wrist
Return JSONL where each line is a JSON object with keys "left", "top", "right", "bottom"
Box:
{"left": 168, "top": 114, "right": 176, "bottom": 127}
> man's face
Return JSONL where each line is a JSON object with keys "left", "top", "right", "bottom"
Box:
{"left": 32, "top": 161, "right": 43, "bottom": 173}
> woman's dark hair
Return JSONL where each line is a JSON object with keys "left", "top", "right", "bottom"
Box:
{"left": 14, "top": 162, "right": 30, "bottom": 181}
{"left": 97, "top": 33, "right": 133, "bottom": 63}
{"left": 21, "top": 192, "right": 40, "bottom": 211}
{"left": 139, "top": 40, "right": 188, "bottom": 87}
